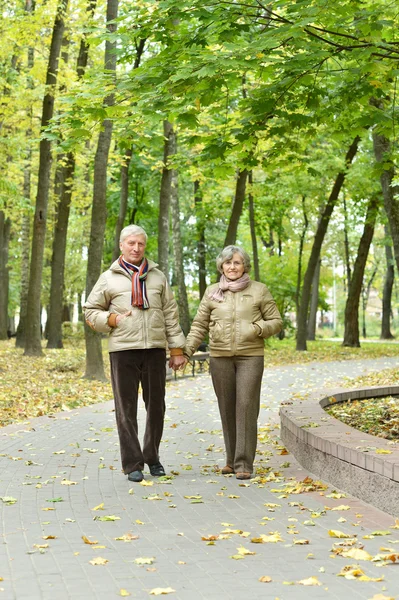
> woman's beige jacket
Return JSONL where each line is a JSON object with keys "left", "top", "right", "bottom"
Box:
{"left": 185, "top": 280, "right": 283, "bottom": 358}
{"left": 83, "top": 259, "right": 185, "bottom": 353}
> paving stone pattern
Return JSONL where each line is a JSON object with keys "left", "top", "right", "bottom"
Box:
{"left": 1, "top": 356, "right": 399, "bottom": 600}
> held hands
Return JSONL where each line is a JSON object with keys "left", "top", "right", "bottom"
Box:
{"left": 115, "top": 310, "right": 132, "bottom": 325}
{"left": 169, "top": 355, "right": 188, "bottom": 372}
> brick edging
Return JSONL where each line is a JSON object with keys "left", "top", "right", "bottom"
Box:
{"left": 279, "top": 385, "right": 399, "bottom": 516}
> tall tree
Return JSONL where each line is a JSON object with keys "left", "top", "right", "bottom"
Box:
{"left": 194, "top": 180, "right": 206, "bottom": 299}
{"left": 112, "top": 146, "right": 132, "bottom": 262}
{"left": 343, "top": 194, "right": 380, "bottom": 347}
{"left": 307, "top": 258, "right": 321, "bottom": 341}
{"left": 47, "top": 0, "right": 97, "bottom": 349}
{"left": 381, "top": 225, "right": 395, "bottom": 339}
{"left": 224, "top": 169, "right": 248, "bottom": 247}
{"left": 16, "top": 0, "right": 35, "bottom": 347}
{"left": 157, "top": 120, "right": 175, "bottom": 279}
{"left": 248, "top": 171, "right": 259, "bottom": 281}
{"left": 296, "top": 136, "right": 360, "bottom": 351}
{"left": 170, "top": 168, "right": 190, "bottom": 334}
{"left": 24, "top": 0, "right": 69, "bottom": 356}
{"left": 372, "top": 127, "right": 399, "bottom": 274}
{"left": 0, "top": 211, "right": 10, "bottom": 339}
{"left": 84, "top": 0, "right": 119, "bottom": 380}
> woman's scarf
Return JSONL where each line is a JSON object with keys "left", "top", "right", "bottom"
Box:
{"left": 208, "top": 273, "right": 251, "bottom": 302}
{"left": 118, "top": 256, "right": 150, "bottom": 309}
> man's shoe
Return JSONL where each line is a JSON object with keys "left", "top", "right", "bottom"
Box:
{"left": 128, "top": 470, "right": 144, "bottom": 482}
{"left": 149, "top": 462, "right": 166, "bottom": 477}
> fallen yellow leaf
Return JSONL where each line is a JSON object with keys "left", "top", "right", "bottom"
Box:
{"left": 340, "top": 548, "right": 372, "bottom": 561}
{"left": 91, "top": 503, "right": 104, "bottom": 511}
{"left": 259, "top": 576, "right": 272, "bottom": 583}
{"left": 297, "top": 576, "right": 322, "bottom": 586}
{"left": 134, "top": 557, "right": 155, "bottom": 565}
{"left": 149, "top": 588, "right": 175, "bottom": 595}
{"left": 82, "top": 536, "right": 98, "bottom": 545}
{"left": 119, "top": 590, "right": 130, "bottom": 597}
{"left": 89, "top": 557, "right": 109, "bottom": 566}
{"left": 328, "top": 530, "right": 353, "bottom": 539}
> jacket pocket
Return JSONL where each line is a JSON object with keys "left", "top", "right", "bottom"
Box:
{"left": 209, "top": 320, "right": 223, "bottom": 343}
{"left": 239, "top": 321, "right": 258, "bottom": 344}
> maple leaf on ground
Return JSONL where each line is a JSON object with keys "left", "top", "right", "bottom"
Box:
{"left": 149, "top": 588, "right": 175, "bottom": 595}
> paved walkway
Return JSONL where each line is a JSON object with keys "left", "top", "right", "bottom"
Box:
{"left": 1, "top": 356, "right": 399, "bottom": 600}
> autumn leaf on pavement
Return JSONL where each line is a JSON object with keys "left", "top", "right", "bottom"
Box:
{"left": 82, "top": 536, "right": 98, "bottom": 545}
{"left": 297, "top": 576, "right": 322, "bottom": 586}
{"left": 119, "top": 590, "right": 131, "bottom": 597}
{"left": 46, "top": 497, "right": 63, "bottom": 503}
{"left": 61, "top": 479, "right": 77, "bottom": 486}
{"left": 293, "top": 539, "right": 310, "bottom": 545}
{"left": 149, "top": 588, "right": 175, "bottom": 596}
{"left": 89, "top": 557, "right": 109, "bottom": 566}
{"left": 259, "top": 576, "right": 272, "bottom": 583}
{"left": 91, "top": 503, "right": 104, "bottom": 511}
{"left": 0, "top": 497, "right": 17, "bottom": 505}
{"left": 140, "top": 480, "right": 154, "bottom": 487}
{"left": 93, "top": 515, "right": 120, "bottom": 521}
{"left": 114, "top": 533, "right": 139, "bottom": 542}
{"left": 134, "top": 557, "right": 155, "bottom": 565}
{"left": 328, "top": 530, "right": 354, "bottom": 539}
{"left": 338, "top": 548, "right": 372, "bottom": 561}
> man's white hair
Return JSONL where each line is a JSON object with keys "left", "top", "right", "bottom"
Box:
{"left": 120, "top": 224, "right": 148, "bottom": 243}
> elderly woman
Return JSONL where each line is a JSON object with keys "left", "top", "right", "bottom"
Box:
{"left": 184, "top": 246, "right": 283, "bottom": 480}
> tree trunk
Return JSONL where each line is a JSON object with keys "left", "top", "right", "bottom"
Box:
{"left": 343, "top": 192, "right": 351, "bottom": 291}
{"left": 372, "top": 130, "right": 399, "bottom": 274}
{"left": 47, "top": 0, "right": 96, "bottom": 349}
{"left": 47, "top": 155, "right": 75, "bottom": 348}
{"left": 307, "top": 258, "right": 321, "bottom": 341}
{"left": 381, "top": 226, "right": 395, "bottom": 339}
{"left": 343, "top": 195, "right": 380, "bottom": 347}
{"left": 170, "top": 169, "right": 190, "bottom": 335}
{"left": 24, "top": 0, "right": 69, "bottom": 356}
{"left": 295, "top": 195, "right": 308, "bottom": 319}
{"left": 296, "top": 136, "right": 360, "bottom": 351}
{"left": 16, "top": 0, "right": 35, "bottom": 347}
{"left": 0, "top": 212, "right": 11, "bottom": 340}
{"left": 194, "top": 180, "right": 206, "bottom": 299}
{"left": 361, "top": 263, "right": 379, "bottom": 339}
{"left": 112, "top": 146, "right": 133, "bottom": 262}
{"left": 224, "top": 169, "right": 248, "bottom": 247}
{"left": 84, "top": 0, "right": 118, "bottom": 380}
{"left": 157, "top": 120, "right": 175, "bottom": 280}
{"left": 248, "top": 171, "right": 260, "bottom": 281}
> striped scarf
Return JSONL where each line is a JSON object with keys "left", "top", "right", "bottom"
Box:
{"left": 118, "top": 256, "right": 150, "bottom": 310}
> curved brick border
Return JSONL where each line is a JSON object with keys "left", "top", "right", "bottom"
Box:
{"left": 280, "top": 385, "right": 399, "bottom": 516}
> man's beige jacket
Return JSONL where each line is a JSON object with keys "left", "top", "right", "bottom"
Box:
{"left": 83, "top": 259, "right": 185, "bottom": 353}
{"left": 185, "top": 280, "right": 283, "bottom": 357}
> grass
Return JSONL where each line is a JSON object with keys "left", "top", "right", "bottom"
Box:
{"left": 1, "top": 336, "right": 399, "bottom": 428}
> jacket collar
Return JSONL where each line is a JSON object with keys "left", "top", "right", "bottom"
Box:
{"left": 110, "top": 257, "right": 159, "bottom": 275}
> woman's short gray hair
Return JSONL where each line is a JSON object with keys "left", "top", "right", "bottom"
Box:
{"left": 120, "top": 224, "right": 148, "bottom": 243}
{"left": 216, "top": 245, "right": 251, "bottom": 274}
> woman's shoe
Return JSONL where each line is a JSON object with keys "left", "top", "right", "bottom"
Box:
{"left": 221, "top": 465, "right": 234, "bottom": 474}
{"left": 236, "top": 472, "right": 251, "bottom": 480}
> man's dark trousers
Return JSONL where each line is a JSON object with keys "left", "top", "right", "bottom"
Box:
{"left": 110, "top": 348, "right": 166, "bottom": 474}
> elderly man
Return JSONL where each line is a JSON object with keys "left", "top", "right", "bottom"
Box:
{"left": 83, "top": 225, "right": 186, "bottom": 482}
